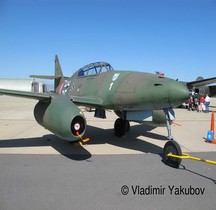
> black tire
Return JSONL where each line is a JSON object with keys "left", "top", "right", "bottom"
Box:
{"left": 163, "top": 140, "right": 182, "bottom": 168}
{"left": 114, "top": 118, "right": 125, "bottom": 137}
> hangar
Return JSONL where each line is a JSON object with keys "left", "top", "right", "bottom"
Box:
{"left": 0, "top": 78, "right": 47, "bottom": 93}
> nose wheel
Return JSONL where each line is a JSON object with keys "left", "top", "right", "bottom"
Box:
{"left": 163, "top": 140, "right": 182, "bottom": 168}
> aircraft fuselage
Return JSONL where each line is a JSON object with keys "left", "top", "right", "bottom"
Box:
{"left": 61, "top": 70, "right": 189, "bottom": 111}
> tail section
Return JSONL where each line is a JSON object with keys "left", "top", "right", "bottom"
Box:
{"left": 54, "top": 55, "right": 65, "bottom": 93}
{"left": 30, "top": 55, "right": 69, "bottom": 94}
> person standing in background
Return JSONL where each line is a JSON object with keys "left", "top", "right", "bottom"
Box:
{"left": 194, "top": 97, "right": 199, "bottom": 112}
{"left": 199, "top": 96, "right": 205, "bottom": 112}
{"left": 205, "top": 94, "right": 211, "bottom": 113}
{"left": 188, "top": 96, "right": 193, "bottom": 111}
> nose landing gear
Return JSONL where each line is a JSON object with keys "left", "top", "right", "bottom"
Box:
{"left": 163, "top": 140, "right": 182, "bottom": 168}
{"left": 163, "top": 108, "right": 182, "bottom": 168}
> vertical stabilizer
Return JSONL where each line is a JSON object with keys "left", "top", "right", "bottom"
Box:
{"left": 55, "top": 55, "right": 65, "bottom": 93}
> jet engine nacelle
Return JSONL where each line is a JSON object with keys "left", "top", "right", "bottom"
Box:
{"left": 34, "top": 95, "right": 86, "bottom": 141}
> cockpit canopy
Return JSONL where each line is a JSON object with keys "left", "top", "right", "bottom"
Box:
{"left": 77, "top": 62, "right": 114, "bottom": 77}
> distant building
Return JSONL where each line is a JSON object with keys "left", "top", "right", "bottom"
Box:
{"left": 38, "top": 82, "right": 47, "bottom": 93}
{"left": 0, "top": 78, "right": 47, "bottom": 93}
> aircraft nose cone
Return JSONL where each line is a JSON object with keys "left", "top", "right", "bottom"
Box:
{"left": 168, "top": 81, "right": 189, "bottom": 107}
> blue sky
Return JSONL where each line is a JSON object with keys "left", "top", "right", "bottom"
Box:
{"left": 0, "top": 0, "right": 216, "bottom": 82}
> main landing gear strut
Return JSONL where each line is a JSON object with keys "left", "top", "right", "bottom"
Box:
{"left": 163, "top": 108, "right": 182, "bottom": 168}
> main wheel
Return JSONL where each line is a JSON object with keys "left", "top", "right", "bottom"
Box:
{"left": 114, "top": 118, "right": 130, "bottom": 137}
{"left": 163, "top": 140, "right": 182, "bottom": 168}
{"left": 114, "top": 118, "right": 125, "bottom": 137}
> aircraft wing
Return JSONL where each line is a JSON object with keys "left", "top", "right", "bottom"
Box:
{"left": 0, "top": 88, "right": 50, "bottom": 100}
{"left": 187, "top": 77, "right": 216, "bottom": 88}
{"left": 0, "top": 89, "right": 103, "bottom": 105}
{"left": 72, "top": 95, "right": 103, "bottom": 106}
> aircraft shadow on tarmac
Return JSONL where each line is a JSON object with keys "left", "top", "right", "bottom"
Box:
{"left": 85, "top": 124, "right": 167, "bottom": 155}
{"left": 0, "top": 124, "right": 167, "bottom": 161}
{"left": 0, "top": 135, "right": 93, "bottom": 161}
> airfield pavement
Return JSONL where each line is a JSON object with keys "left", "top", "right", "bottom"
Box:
{"left": 0, "top": 95, "right": 216, "bottom": 155}
{"left": 0, "top": 95, "right": 216, "bottom": 210}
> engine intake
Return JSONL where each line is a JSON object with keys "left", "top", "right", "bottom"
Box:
{"left": 71, "top": 116, "right": 85, "bottom": 136}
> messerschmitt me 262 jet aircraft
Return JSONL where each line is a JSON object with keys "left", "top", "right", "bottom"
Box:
{"left": 0, "top": 56, "right": 189, "bottom": 167}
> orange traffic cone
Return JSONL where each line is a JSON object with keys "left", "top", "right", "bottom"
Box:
{"left": 210, "top": 111, "right": 216, "bottom": 144}
{"left": 211, "top": 111, "right": 214, "bottom": 132}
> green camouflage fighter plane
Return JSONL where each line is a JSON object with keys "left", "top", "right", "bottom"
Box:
{"left": 0, "top": 55, "right": 189, "bottom": 168}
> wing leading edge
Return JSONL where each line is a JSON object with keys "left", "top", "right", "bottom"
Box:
{"left": 0, "top": 89, "right": 104, "bottom": 106}
{"left": 0, "top": 88, "right": 50, "bottom": 100}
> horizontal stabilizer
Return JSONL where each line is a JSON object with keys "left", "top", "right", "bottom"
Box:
{"left": 30, "top": 75, "right": 70, "bottom": 80}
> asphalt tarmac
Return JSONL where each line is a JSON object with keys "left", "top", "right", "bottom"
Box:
{"left": 0, "top": 96, "right": 216, "bottom": 210}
